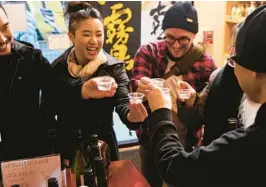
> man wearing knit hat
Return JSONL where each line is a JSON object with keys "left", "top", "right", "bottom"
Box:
{"left": 143, "top": 4, "right": 266, "bottom": 187}
{"left": 131, "top": 2, "right": 217, "bottom": 186}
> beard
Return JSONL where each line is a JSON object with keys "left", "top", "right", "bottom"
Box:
{"left": 238, "top": 94, "right": 261, "bottom": 129}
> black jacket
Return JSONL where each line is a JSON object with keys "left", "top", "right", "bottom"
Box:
{"left": 178, "top": 64, "right": 243, "bottom": 146}
{"left": 148, "top": 104, "right": 266, "bottom": 187}
{"left": 202, "top": 64, "right": 243, "bottom": 145}
{"left": 0, "top": 40, "right": 54, "bottom": 161}
{"left": 46, "top": 47, "right": 141, "bottom": 161}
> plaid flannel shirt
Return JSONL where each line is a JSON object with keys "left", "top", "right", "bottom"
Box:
{"left": 131, "top": 40, "right": 217, "bottom": 145}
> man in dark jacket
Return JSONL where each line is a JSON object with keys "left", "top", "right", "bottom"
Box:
{"left": 143, "top": 5, "right": 266, "bottom": 187}
{"left": 177, "top": 22, "right": 246, "bottom": 147}
{"left": 178, "top": 62, "right": 244, "bottom": 146}
{"left": 0, "top": 5, "right": 54, "bottom": 161}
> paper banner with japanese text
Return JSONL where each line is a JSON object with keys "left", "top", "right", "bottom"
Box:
{"left": 96, "top": 1, "right": 141, "bottom": 74}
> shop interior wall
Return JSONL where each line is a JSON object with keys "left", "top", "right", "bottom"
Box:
{"left": 194, "top": 1, "right": 226, "bottom": 68}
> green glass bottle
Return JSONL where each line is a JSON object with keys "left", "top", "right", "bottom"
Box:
{"left": 94, "top": 156, "right": 108, "bottom": 187}
{"left": 71, "top": 129, "right": 87, "bottom": 186}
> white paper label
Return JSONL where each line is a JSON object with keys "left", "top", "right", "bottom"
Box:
{"left": 48, "top": 34, "right": 71, "bottom": 50}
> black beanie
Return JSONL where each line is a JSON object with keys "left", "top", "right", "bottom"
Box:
{"left": 162, "top": 1, "right": 198, "bottom": 33}
{"left": 232, "top": 5, "right": 266, "bottom": 73}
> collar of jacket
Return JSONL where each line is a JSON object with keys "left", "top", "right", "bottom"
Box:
{"left": 10, "top": 40, "right": 35, "bottom": 61}
{"left": 155, "top": 40, "right": 168, "bottom": 59}
{"left": 52, "top": 46, "right": 124, "bottom": 68}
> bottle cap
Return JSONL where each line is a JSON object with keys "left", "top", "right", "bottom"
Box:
{"left": 89, "top": 134, "right": 98, "bottom": 140}
{"left": 89, "top": 134, "right": 99, "bottom": 146}
{"left": 48, "top": 177, "right": 58, "bottom": 187}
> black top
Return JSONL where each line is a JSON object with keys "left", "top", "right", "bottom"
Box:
{"left": 0, "top": 40, "right": 54, "bottom": 161}
{"left": 148, "top": 103, "right": 266, "bottom": 187}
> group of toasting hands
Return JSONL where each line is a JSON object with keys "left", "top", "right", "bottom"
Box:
{"left": 93, "top": 75, "right": 194, "bottom": 123}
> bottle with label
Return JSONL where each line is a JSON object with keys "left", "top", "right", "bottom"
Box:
{"left": 48, "top": 177, "right": 59, "bottom": 187}
{"left": 94, "top": 156, "right": 108, "bottom": 187}
{"left": 71, "top": 129, "right": 87, "bottom": 186}
{"left": 48, "top": 128, "right": 67, "bottom": 187}
{"left": 231, "top": 5, "right": 237, "bottom": 16}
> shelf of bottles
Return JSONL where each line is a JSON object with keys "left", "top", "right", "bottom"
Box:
{"left": 227, "top": 1, "right": 266, "bottom": 24}
{"left": 225, "top": 15, "right": 245, "bottom": 24}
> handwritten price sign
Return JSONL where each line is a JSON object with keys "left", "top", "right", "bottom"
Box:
{"left": 1, "top": 154, "right": 62, "bottom": 187}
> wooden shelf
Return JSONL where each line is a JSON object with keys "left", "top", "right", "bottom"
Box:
{"left": 222, "top": 1, "right": 266, "bottom": 65}
{"left": 225, "top": 15, "right": 245, "bottom": 24}
{"left": 222, "top": 1, "right": 249, "bottom": 65}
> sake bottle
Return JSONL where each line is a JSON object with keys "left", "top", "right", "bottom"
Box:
{"left": 71, "top": 129, "right": 87, "bottom": 186}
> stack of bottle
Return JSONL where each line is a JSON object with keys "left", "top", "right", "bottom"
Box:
{"left": 48, "top": 127, "right": 111, "bottom": 187}
{"left": 67, "top": 129, "right": 110, "bottom": 187}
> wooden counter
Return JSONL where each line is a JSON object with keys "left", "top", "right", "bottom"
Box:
{"left": 108, "top": 159, "right": 150, "bottom": 187}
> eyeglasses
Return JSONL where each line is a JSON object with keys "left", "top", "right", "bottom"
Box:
{"left": 163, "top": 36, "right": 191, "bottom": 46}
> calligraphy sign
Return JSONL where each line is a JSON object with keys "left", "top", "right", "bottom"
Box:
{"left": 141, "top": 1, "right": 175, "bottom": 45}
{"left": 96, "top": 1, "right": 141, "bottom": 75}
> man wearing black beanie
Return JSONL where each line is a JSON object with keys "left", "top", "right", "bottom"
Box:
{"left": 144, "top": 4, "right": 266, "bottom": 187}
{"left": 131, "top": 2, "right": 217, "bottom": 187}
